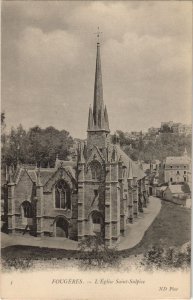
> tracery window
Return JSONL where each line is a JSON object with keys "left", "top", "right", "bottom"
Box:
{"left": 55, "top": 180, "right": 71, "bottom": 210}
{"left": 90, "top": 161, "right": 102, "bottom": 181}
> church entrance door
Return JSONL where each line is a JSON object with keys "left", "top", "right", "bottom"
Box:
{"left": 55, "top": 217, "right": 69, "bottom": 238}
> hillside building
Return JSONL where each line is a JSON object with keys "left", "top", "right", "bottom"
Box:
{"left": 164, "top": 149, "right": 191, "bottom": 184}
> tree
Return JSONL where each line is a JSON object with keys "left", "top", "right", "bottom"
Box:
{"left": 2, "top": 124, "right": 28, "bottom": 167}
{"left": 118, "top": 130, "right": 191, "bottom": 163}
{"left": 111, "top": 130, "right": 130, "bottom": 146}
{"left": 2, "top": 125, "right": 74, "bottom": 167}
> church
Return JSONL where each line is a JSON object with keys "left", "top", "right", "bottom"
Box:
{"left": 5, "top": 41, "right": 149, "bottom": 247}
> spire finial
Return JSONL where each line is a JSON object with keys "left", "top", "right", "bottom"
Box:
{"left": 94, "top": 26, "right": 102, "bottom": 44}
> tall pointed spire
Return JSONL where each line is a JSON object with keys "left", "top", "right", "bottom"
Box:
{"left": 93, "top": 42, "right": 103, "bottom": 126}
{"left": 87, "top": 105, "right": 94, "bottom": 130}
{"left": 87, "top": 40, "right": 110, "bottom": 133}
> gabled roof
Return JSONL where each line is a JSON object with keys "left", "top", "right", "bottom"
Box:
{"left": 38, "top": 169, "right": 55, "bottom": 185}
{"left": 114, "top": 145, "right": 146, "bottom": 180}
{"left": 27, "top": 169, "right": 37, "bottom": 183}
{"left": 13, "top": 164, "right": 76, "bottom": 187}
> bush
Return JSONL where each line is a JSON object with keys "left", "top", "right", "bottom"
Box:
{"left": 141, "top": 243, "right": 191, "bottom": 271}
{"left": 2, "top": 257, "right": 33, "bottom": 271}
{"left": 78, "top": 235, "right": 120, "bottom": 269}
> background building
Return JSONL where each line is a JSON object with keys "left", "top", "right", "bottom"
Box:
{"left": 164, "top": 149, "right": 191, "bottom": 184}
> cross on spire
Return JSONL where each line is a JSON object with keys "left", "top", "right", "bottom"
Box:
{"left": 94, "top": 27, "right": 102, "bottom": 43}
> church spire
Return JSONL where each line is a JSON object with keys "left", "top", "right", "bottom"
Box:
{"left": 87, "top": 39, "right": 110, "bottom": 132}
{"left": 93, "top": 42, "right": 103, "bottom": 126}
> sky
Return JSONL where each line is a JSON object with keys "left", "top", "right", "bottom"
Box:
{"left": 2, "top": 1, "right": 192, "bottom": 139}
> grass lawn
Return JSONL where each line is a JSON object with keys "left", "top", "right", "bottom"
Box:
{"left": 1, "top": 200, "right": 191, "bottom": 262}
{"left": 120, "top": 200, "right": 191, "bottom": 256}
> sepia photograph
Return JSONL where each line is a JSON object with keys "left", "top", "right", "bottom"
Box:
{"left": 1, "top": 1, "right": 192, "bottom": 299}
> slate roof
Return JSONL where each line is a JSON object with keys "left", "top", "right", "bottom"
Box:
{"left": 114, "top": 145, "right": 146, "bottom": 180}
{"left": 168, "top": 185, "right": 184, "bottom": 194}
{"left": 38, "top": 169, "right": 56, "bottom": 185}
{"left": 165, "top": 156, "right": 190, "bottom": 165}
{"left": 13, "top": 161, "right": 76, "bottom": 187}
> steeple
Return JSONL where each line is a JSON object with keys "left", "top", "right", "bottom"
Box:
{"left": 87, "top": 41, "right": 110, "bottom": 132}
{"left": 93, "top": 42, "right": 103, "bottom": 125}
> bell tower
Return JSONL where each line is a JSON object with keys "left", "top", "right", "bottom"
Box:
{"left": 87, "top": 41, "right": 110, "bottom": 158}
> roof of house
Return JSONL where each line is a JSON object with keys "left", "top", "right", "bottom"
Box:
{"left": 167, "top": 184, "right": 184, "bottom": 194}
{"left": 165, "top": 156, "right": 190, "bottom": 165}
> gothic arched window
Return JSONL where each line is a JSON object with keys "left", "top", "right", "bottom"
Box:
{"left": 21, "top": 201, "right": 32, "bottom": 225}
{"left": 55, "top": 180, "right": 71, "bottom": 210}
{"left": 90, "top": 161, "right": 102, "bottom": 181}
